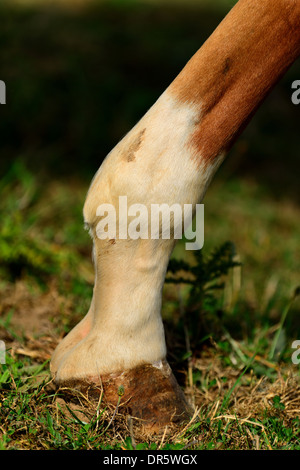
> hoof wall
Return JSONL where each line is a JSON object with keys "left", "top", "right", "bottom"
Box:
{"left": 55, "top": 361, "right": 193, "bottom": 430}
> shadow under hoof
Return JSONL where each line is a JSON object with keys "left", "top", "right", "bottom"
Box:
{"left": 55, "top": 360, "right": 193, "bottom": 431}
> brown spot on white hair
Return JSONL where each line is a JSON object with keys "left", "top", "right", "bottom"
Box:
{"left": 124, "top": 128, "right": 146, "bottom": 162}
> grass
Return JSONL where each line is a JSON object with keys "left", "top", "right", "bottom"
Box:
{"left": 1, "top": 350, "right": 300, "bottom": 450}
{"left": 0, "top": 160, "right": 300, "bottom": 450}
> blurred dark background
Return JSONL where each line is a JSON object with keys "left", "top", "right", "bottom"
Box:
{"left": 0, "top": 0, "right": 299, "bottom": 199}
